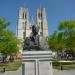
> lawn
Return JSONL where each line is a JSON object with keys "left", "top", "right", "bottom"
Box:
{"left": 53, "top": 65, "right": 75, "bottom": 70}
{"left": 0, "top": 60, "right": 21, "bottom": 71}
{"left": 53, "top": 61, "right": 75, "bottom": 70}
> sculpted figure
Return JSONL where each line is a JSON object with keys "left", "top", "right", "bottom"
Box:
{"left": 32, "top": 25, "right": 38, "bottom": 36}
{"left": 23, "top": 25, "right": 39, "bottom": 51}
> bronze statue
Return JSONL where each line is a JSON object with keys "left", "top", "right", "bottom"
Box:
{"left": 23, "top": 25, "right": 40, "bottom": 51}
{"left": 23, "top": 24, "right": 48, "bottom": 51}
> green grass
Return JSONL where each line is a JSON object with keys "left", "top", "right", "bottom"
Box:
{"left": 53, "top": 61, "right": 75, "bottom": 70}
{"left": 53, "top": 65, "right": 75, "bottom": 70}
{"left": 63, "top": 65, "right": 75, "bottom": 69}
{"left": 0, "top": 60, "right": 22, "bottom": 71}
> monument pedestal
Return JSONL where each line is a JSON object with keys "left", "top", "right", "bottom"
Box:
{"left": 22, "top": 51, "right": 53, "bottom": 75}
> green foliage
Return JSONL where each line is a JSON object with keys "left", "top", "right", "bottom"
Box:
{"left": 48, "top": 20, "right": 75, "bottom": 54}
{"left": 58, "top": 20, "right": 75, "bottom": 30}
{"left": 0, "top": 18, "right": 20, "bottom": 55}
{"left": 58, "top": 20, "right": 75, "bottom": 53}
{"left": 0, "top": 18, "right": 10, "bottom": 30}
{"left": 47, "top": 31, "right": 58, "bottom": 51}
{"left": 48, "top": 31, "right": 65, "bottom": 52}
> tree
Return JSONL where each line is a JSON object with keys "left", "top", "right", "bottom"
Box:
{"left": 47, "top": 31, "right": 58, "bottom": 51}
{"left": 48, "top": 31, "right": 65, "bottom": 56}
{"left": 47, "top": 20, "right": 75, "bottom": 59}
{"left": 0, "top": 30, "right": 20, "bottom": 55}
{"left": 58, "top": 20, "right": 75, "bottom": 58}
{"left": 0, "top": 18, "right": 20, "bottom": 57}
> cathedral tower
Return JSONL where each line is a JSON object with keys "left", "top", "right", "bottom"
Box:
{"left": 36, "top": 8, "right": 48, "bottom": 39}
{"left": 17, "top": 7, "right": 31, "bottom": 52}
{"left": 17, "top": 7, "right": 31, "bottom": 41}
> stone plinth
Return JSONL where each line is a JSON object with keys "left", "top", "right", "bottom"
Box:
{"left": 22, "top": 51, "right": 53, "bottom": 75}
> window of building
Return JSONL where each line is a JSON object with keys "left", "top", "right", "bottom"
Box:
{"left": 22, "top": 22, "right": 25, "bottom": 29}
{"left": 38, "top": 11, "right": 42, "bottom": 19}
{"left": 22, "top": 21, "right": 27, "bottom": 30}
{"left": 41, "top": 13, "right": 42, "bottom": 19}
{"left": 25, "top": 21, "right": 27, "bottom": 25}
{"left": 22, "top": 12, "right": 25, "bottom": 19}
{"left": 41, "top": 22, "right": 43, "bottom": 30}
{"left": 38, "top": 13, "right": 41, "bottom": 19}
{"left": 22, "top": 12, "right": 27, "bottom": 19}
{"left": 25, "top": 13, "right": 27, "bottom": 19}
{"left": 23, "top": 32, "right": 26, "bottom": 39}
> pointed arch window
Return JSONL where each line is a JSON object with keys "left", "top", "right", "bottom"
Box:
{"left": 41, "top": 12, "right": 42, "bottom": 19}
{"left": 23, "top": 32, "right": 26, "bottom": 39}
{"left": 38, "top": 13, "right": 41, "bottom": 19}
{"left": 41, "top": 22, "right": 43, "bottom": 30}
{"left": 38, "top": 12, "right": 42, "bottom": 19}
{"left": 25, "top": 13, "right": 27, "bottom": 19}
{"left": 22, "top": 22, "right": 25, "bottom": 29}
{"left": 22, "top": 12, "right": 25, "bottom": 19}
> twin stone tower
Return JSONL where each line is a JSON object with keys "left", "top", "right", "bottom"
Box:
{"left": 17, "top": 7, "right": 48, "bottom": 52}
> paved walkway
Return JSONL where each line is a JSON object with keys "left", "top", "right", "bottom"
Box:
{"left": 0, "top": 67, "right": 75, "bottom": 75}
{"left": 53, "top": 69, "right": 75, "bottom": 75}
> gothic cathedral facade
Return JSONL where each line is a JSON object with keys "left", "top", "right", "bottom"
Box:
{"left": 16, "top": 7, "right": 48, "bottom": 52}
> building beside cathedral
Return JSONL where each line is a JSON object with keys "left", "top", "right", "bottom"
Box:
{"left": 16, "top": 7, "right": 48, "bottom": 52}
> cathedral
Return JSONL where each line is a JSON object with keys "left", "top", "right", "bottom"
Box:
{"left": 16, "top": 7, "right": 48, "bottom": 52}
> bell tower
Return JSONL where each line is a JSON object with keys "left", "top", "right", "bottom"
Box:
{"left": 17, "top": 7, "right": 30, "bottom": 52}
{"left": 36, "top": 8, "right": 48, "bottom": 39}
{"left": 17, "top": 7, "right": 31, "bottom": 41}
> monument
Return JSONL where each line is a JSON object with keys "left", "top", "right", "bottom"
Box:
{"left": 23, "top": 24, "right": 48, "bottom": 51}
{"left": 17, "top": 7, "right": 53, "bottom": 75}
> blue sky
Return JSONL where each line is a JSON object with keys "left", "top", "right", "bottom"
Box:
{"left": 0, "top": 0, "right": 75, "bottom": 35}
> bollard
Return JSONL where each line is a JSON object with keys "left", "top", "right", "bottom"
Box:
{"left": 61, "top": 65, "right": 63, "bottom": 70}
{"left": 3, "top": 68, "right": 5, "bottom": 72}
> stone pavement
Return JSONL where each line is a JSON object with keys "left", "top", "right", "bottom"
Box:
{"left": 53, "top": 69, "right": 75, "bottom": 75}
{"left": 0, "top": 66, "right": 75, "bottom": 75}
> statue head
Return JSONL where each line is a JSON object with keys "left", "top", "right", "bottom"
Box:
{"left": 32, "top": 25, "right": 38, "bottom": 36}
